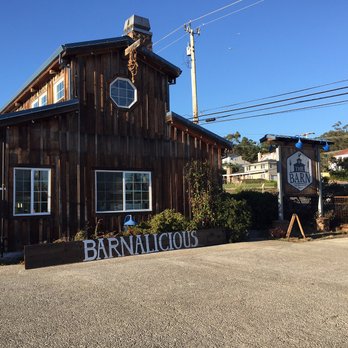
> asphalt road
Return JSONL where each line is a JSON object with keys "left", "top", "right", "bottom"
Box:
{"left": 1, "top": 238, "right": 347, "bottom": 348}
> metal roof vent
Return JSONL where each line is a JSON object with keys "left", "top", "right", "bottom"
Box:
{"left": 123, "top": 15, "right": 152, "bottom": 51}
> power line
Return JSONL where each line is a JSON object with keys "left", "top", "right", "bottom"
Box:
{"left": 199, "top": 0, "right": 264, "bottom": 28}
{"left": 199, "top": 78, "right": 348, "bottom": 114}
{"left": 200, "top": 90, "right": 348, "bottom": 122}
{"left": 202, "top": 99, "right": 348, "bottom": 125}
{"left": 191, "top": 0, "right": 245, "bottom": 23}
{"left": 152, "top": 26, "right": 183, "bottom": 48}
{"left": 191, "top": 85, "right": 348, "bottom": 120}
{"left": 156, "top": 0, "right": 262, "bottom": 57}
{"left": 156, "top": 33, "right": 188, "bottom": 54}
{"left": 153, "top": 0, "right": 245, "bottom": 47}
{"left": 221, "top": 134, "right": 348, "bottom": 148}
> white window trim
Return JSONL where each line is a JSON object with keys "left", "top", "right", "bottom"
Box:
{"left": 95, "top": 170, "right": 152, "bottom": 213}
{"left": 39, "top": 92, "right": 47, "bottom": 106}
{"left": 53, "top": 77, "right": 65, "bottom": 103}
{"left": 31, "top": 98, "right": 39, "bottom": 108}
{"left": 109, "top": 77, "right": 137, "bottom": 109}
{"left": 13, "top": 167, "right": 52, "bottom": 217}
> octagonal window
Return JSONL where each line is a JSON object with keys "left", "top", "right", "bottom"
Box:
{"left": 110, "top": 77, "right": 137, "bottom": 109}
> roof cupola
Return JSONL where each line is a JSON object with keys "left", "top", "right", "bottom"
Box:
{"left": 123, "top": 15, "right": 152, "bottom": 51}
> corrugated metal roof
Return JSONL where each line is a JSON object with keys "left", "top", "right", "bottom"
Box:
{"left": 64, "top": 36, "right": 128, "bottom": 50}
{"left": 0, "top": 99, "right": 79, "bottom": 126}
{"left": 166, "top": 112, "right": 232, "bottom": 149}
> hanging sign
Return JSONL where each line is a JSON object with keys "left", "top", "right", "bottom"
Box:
{"left": 286, "top": 151, "right": 313, "bottom": 191}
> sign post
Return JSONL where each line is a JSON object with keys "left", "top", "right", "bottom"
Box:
{"left": 260, "top": 134, "right": 332, "bottom": 222}
{"left": 276, "top": 146, "right": 284, "bottom": 220}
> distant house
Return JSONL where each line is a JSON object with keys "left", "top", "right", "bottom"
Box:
{"left": 0, "top": 15, "right": 231, "bottom": 251}
{"left": 222, "top": 155, "right": 250, "bottom": 177}
{"left": 328, "top": 148, "right": 348, "bottom": 171}
{"left": 334, "top": 148, "right": 348, "bottom": 161}
{"left": 222, "top": 154, "right": 250, "bottom": 167}
{"left": 327, "top": 149, "right": 348, "bottom": 171}
{"left": 223, "top": 152, "right": 277, "bottom": 183}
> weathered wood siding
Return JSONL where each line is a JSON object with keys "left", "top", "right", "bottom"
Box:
{"left": 2, "top": 111, "right": 79, "bottom": 250}
{"left": 13, "top": 68, "right": 69, "bottom": 112}
{"left": 1, "top": 46, "right": 224, "bottom": 251}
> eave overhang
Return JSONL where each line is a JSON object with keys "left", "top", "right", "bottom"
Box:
{"left": 166, "top": 112, "right": 232, "bottom": 150}
{"left": 260, "top": 134, "right": 334, "bottom": 146}
{"left": 0, "top": 99, "right": 79, "bottom": 127}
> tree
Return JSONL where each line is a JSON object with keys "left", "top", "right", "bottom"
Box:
{"left": 224, "top": 132, "right": 261, "bottom": 162}
{"left": 320, "top": 121, "right": 348, "bottom": 172}
{"left": 320, "top": 121, "right": 348, "bottom": 151}
{"left": 234, "top": 137, "right": 260, "bottom": 162}
{"left": 225, "top": 131, "right": 241, "bottom": 145}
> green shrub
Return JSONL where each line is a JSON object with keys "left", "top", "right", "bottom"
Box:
{"left": 127, "top": 226, "right": 152, "bottom": 236}
{"left": 185, "top": 160, "right": 222, "bottom": 228}
{"left": 216, "top": 193, "right": 252, "bottom": 242}
{"left": 149, "top": 209, "right": 188, "bottom": 233}
{"left": 322, "top": 177, "right": 348, "bottom": 196}
{"left": 233, "top": 191, "right": 278, "bottom": 229}
{"left": 74, "top": 230, "right": 88, "bottom": 241}
{"left": 242, "top": 178, "right": 273, "bottom": 184}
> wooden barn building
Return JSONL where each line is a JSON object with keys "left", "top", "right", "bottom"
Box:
{"left": 0, "top": 15, "right": 231, "bottom": 251}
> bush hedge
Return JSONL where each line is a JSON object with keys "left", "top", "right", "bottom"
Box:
{"left": 148, "top": 209, "right": 189, "bottom": 233}
{"left": 215, "top": 193, "right": 252, "bottom": 242}
{"left": 232, "top": 191, "right": 278, "bottom": 229}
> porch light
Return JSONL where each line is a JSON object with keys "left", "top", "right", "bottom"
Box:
{"left": 124, "top": 215, "right": 137, "bottom": 231}
{"left": 295, "top": 137, "right": 303, "bottom": 150}
{"left": 322, "top": 142, "right": 330, "bottom": 152}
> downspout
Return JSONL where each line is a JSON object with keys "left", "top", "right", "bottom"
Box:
{"left": 0, "top": 129, "right": 6, "bottom": 256}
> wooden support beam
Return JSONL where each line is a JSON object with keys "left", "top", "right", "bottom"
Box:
{"left": 124, "top": 39, "right": 141, "bottom": 56}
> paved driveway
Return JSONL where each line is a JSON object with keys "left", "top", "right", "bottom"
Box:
{"left": 0, "top": 238, "right": 347, "bottom": 347}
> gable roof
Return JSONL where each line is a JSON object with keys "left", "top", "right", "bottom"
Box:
{"left": 166, "top": 112, "right": 232, "bottom": 149}
{"left": 260, "top": 134, "right": 334, "bottom": 146}
{"left": 1, "top": 36, "right": 181, "bottom": 114}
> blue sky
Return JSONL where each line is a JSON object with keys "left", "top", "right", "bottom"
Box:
{"left": 0, "top": 0, "right": 347, "bottom": 142}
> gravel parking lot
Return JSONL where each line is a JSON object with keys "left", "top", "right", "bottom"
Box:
{"left": 1, "top": 238, "right": 347, "bottom": 348}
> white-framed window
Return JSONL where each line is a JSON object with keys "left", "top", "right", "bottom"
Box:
{"left": 39, "top": 93, "right": 47, "bottom": 106}
{"left": 95, "top": 170, "right": 152, "bottom": 213}
{"left": 110, "top": 77, "right": 137, "bottom": 109}
{"left": 14, "top": 168, "right": 51, "bottom": 216}
{"left": 31, "top": 99, "right": 39, "bottom": 108}
{"left": 54, "top": 78, "right": 64, "bottom": 102}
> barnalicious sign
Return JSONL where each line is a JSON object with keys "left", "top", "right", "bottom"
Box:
{"left": 25, "top": 229, "right": 228, "bottom": 269}
{"left": 286, "top": 151, "right": 312, "bottom": 191}
{"left": 83, "top": 231, "right": 199, "bottom": 262}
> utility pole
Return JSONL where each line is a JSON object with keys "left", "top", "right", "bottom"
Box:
{"left": 185, "top": 23, "right": 200, "bottom": 124}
